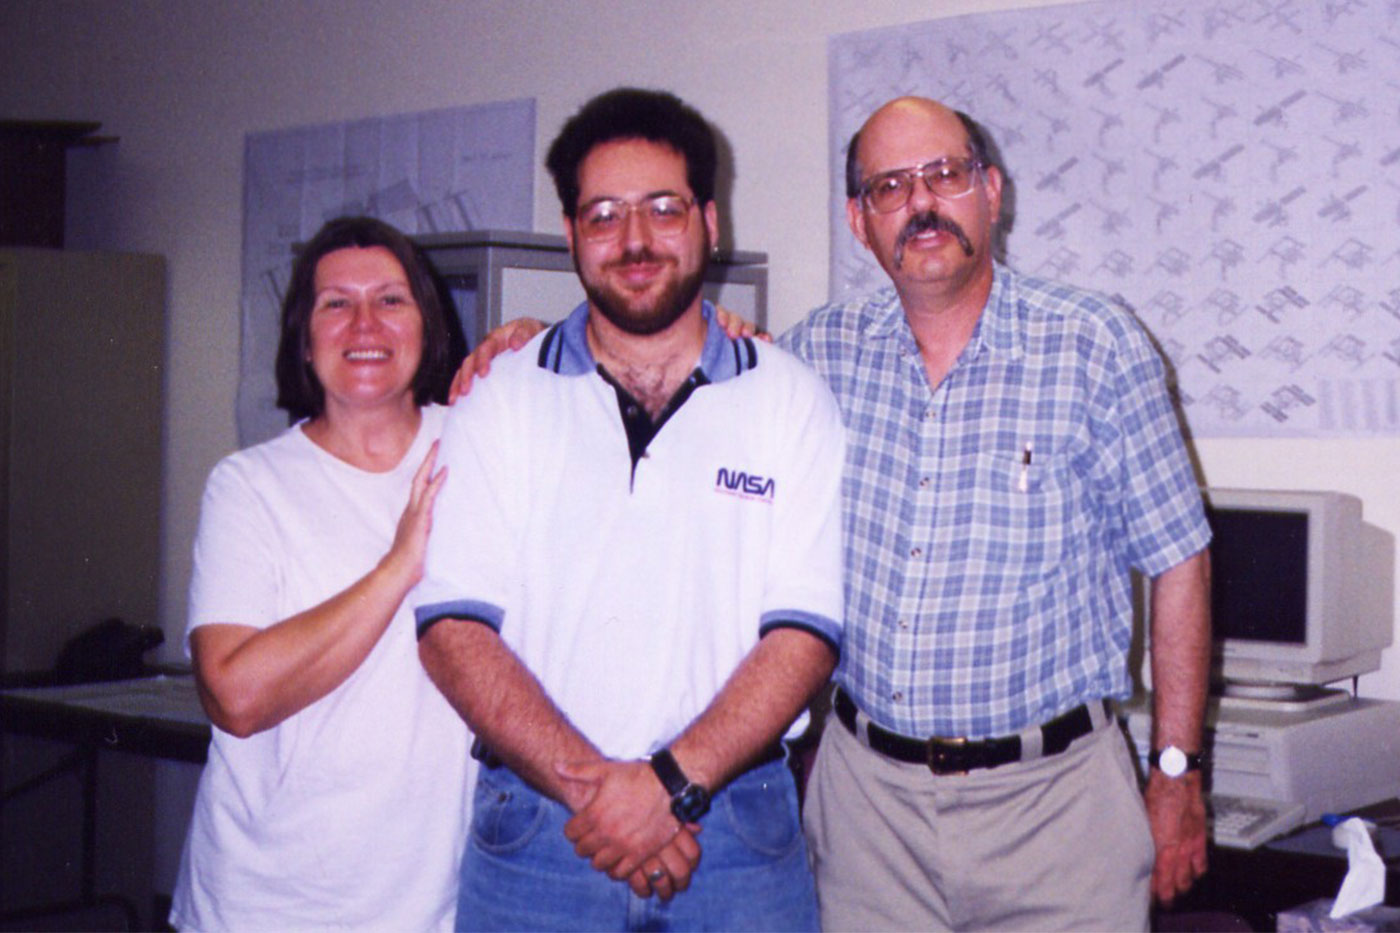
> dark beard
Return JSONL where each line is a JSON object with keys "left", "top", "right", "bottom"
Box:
{"left": 576, "top": 244, "right": 709, "bottom": 337}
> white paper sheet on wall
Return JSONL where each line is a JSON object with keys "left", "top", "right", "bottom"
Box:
{"left": 237, "top": 99, "right": 535, "bottom": 447}
{"left": 830, "top": 1, "right": 1400, "bottom": 438}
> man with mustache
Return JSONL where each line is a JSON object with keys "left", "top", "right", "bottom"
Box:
{"left": 784, "top": 96, "right": 1212, "bottom": 931}
{"left": 415, "top": 88, "right": 846, "bottom": 931}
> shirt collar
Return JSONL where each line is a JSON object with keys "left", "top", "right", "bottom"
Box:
{"left": 977, "top": 263, "right": 1024, "bottom": 363}
{"left": 543, "top": 299, "right": 750, "bottom": 384}
{"left": 861, "top": 262, "right": 1023, "bottom": 364}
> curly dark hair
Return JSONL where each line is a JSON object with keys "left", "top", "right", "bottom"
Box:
{"left": 546, "top": 87, "right": 718, "bottom": 217}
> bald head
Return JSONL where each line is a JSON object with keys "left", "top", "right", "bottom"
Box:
{"left": 844, "top": 97, "right": 993, "bottom": 199}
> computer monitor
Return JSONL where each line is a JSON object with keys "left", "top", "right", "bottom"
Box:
{"left": 1194, "top": 487, "right": 1388, "bottom": 699}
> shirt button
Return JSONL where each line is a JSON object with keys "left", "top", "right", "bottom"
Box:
{"left": 918, "top": 476, "right": 930, "bottom": 488}
{"left": 892, "top": 691, "right": 904, "bottom": 702}
{"left": 898, "top": 619, "right": 910, "bottom": 630}
{"left": 910, "top": 547, "right": 923, "bottom": 558}
{"left": 625, "top": 405, "right": 638, "bottom": 417}
{"left": 923, "top": 409, "right": 934, "bottom": 421}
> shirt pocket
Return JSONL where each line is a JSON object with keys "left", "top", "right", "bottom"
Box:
{"left": 967, "top": 449, "right": 1075, "bottom": 580}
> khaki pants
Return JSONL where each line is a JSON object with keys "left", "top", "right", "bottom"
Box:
{"left": 803, "top": 713, "right": 1153, "bottom": 932}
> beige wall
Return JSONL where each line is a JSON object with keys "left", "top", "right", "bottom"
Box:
{"left": 2, "top": 0, "right": 1396, "bottom": 699}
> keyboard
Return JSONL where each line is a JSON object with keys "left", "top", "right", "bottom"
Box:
{"left": 1209, "top": 793, "right": 1307, "bottom": 849}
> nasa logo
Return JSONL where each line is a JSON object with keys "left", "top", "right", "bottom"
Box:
{"left": 714, "top": 467, "right": 776, "bottom": 502}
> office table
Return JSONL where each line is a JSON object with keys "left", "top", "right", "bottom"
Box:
{"left": 1155, "top": 801, "right": 1400, "bottom": 931}
{"left": 2, "top": 674, "right": 210, "bottom": 763}
{"left": 1, "top": 675, "right": 210, "bottom": 927}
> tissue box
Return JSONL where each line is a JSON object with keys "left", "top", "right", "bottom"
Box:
{"left": 1277, "top": 898, "right": 1400, "bottom": 931}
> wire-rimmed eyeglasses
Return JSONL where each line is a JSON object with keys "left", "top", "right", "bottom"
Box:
{"left": 858, "top": 157, "right": 985, "bottom": 213}
{"left": 576, "top": 194, "right": 696, "bottom": 242}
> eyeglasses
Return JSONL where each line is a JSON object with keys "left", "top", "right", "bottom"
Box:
{"left": 576, "top": 194, "right": 696, "bottom": 242}
{"left": 859, "top": 157, "right": 985, "bottom": 213}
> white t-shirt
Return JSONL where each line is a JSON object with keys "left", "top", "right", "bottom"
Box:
{"left": 415, "top": 306, "right": 846, "bottom": 759}
{"left": 171, "top": 405, "right": 473, "bottom": 932}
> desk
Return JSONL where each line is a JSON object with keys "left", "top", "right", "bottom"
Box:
{"left": 1156, "top": 802, "right": 1400, "bottom": 931}
{"left": 2, "top": 675, "right": 210, "bottom": 764}
{"left": 1, "top": 675, "right": 210, "bottom": 927}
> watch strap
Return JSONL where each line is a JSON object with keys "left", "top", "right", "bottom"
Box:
{"left": 649, "top": 748, "right": 689, "bottom": 796}
{"left": 1148, "top": 746, "right": 1205, "bottom": 774}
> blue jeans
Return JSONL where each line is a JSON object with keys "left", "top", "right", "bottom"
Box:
{"left": 456, "top": 758, "right": 818, "bottom": 931}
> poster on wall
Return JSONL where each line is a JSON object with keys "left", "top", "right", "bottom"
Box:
{"left": 238, "top": 98, "right": 535, "bottom": 447}
{"left": 830, "top": 1, "right": 1400, "bottom": 438}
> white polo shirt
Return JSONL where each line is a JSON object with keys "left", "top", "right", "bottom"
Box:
{"left": 415, "top": 302, "right": 846, "bottom": 759}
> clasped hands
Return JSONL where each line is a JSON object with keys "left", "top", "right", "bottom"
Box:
{"left": 556, "top": 758, "right": 702, "bottom": 901}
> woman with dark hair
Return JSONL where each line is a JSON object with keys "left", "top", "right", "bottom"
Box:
{"left": 170, "top": 216, "right": 472, "bottom": 931}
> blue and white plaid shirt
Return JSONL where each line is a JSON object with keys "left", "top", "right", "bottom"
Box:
{"left": 781, "top": 264, "right": 1210, "bottom": 739}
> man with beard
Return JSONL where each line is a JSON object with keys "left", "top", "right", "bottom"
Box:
{"left": 785, "top": 97, "right": 1212, "bottom": 931}
{"left": 414, "top": 88, "right": 846, "bottom": 932}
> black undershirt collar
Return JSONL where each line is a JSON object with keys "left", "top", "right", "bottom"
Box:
{"left": 596, "top": 365, "right": 711, "bottom": 480}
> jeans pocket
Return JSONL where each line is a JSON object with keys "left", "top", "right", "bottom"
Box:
{"left": 470, "top": 771, "right": 549, "bottom": 854}
{"left": 719, "top": 769, "right": 802, "bottom": 858}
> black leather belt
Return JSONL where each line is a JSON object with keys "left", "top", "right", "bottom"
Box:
{"left": 833, "top": 688, "right": 1107, "bottom": 775}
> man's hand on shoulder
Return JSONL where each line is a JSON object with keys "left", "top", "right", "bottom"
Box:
{"left": 1145, "top": 769, "right": 1208, "bottom": 906}
{"left": 713, "top": 304, "right": 771, "bottom": 342}
{"left": 557, "top": 758, "right": 698, "bottom": 886}
{"left": 449, "top": 317, "right": 547, "bottom": 401}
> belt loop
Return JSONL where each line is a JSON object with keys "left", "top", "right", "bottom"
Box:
{"left": 855, "top": 708, "right": 871, "bottom": 747}
{"left": 1019, "top": 724, "right": 1044, "bottom": 761}
{"left": 1088, "top": 698, "right": 1109, "bottom": 730}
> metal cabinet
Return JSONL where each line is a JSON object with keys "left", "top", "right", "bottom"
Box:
{"left": 0, "top": 249, "right": 165, "bottom": 676}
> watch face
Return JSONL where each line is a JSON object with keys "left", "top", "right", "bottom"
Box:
{"left": 1159, "top": 745, "right": 1188, "bottom": 777}
{"left": 671, "top": 784, "right": 711, "bottom": 823}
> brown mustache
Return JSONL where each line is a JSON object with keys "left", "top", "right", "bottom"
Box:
{"left": 607, "top": 247, "right": 674, "bottom": 268}
{"left": 893, "top": 211, "right": 974, "bottom": 268}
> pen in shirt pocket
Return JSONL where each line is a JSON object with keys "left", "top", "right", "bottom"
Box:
{"left": 1017, "top": 442, "right": 1033, "bottom": 493}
